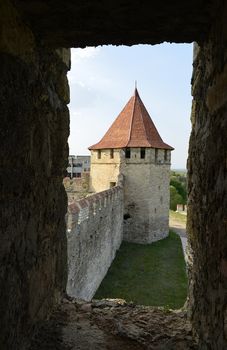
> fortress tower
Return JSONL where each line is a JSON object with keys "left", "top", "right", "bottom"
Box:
{"left": 89, "top": 88, "right": 174, "bottom": 243}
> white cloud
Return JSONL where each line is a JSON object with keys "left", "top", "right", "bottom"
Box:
{"left": 68, "top": 47, "right": 102, "bottom": 86}
{"left": 71, "top": 47, "right": 100, "bottom": 64}
{"left": 67, "top": 44, "right": 192, "bottom": 168}
{"left": 76, "top": 80, "right": 86, "bottom": 88}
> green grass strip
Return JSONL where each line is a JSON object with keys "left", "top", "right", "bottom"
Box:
{"left": 95, "top": 231, "right": 187, "bottom": 309}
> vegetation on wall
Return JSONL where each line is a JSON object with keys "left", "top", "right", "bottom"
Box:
{"left": 170, "top": 171, "right": 187, "bottom": 211}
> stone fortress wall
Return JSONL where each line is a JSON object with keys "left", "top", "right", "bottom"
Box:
{"left": 123, "top": 148, "right": 171, "bottom": 243}
{"left": 0, "top": 2, "right": 70, "bottom": 347}
{"left": 66, "top": 147, "right": 171, "bottom": 299}
{"left": 90, "top": 147, "right": 171, "bottom": 244}
{"left": 89, "top": 149, "right": 122, "bottom": 192}
{"left": 66, "top": 185, "right": 124, "bottom": 300}
{"left": 2, "top": 1, "right": 227, "bottom": 348}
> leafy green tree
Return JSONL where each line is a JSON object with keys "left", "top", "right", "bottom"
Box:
{"left": 170, "top": 178, "right": 187, "bottom": 203}
{"left": 169, "top": 171, "right": 187, "bottom": 210}
{"left": 170, "top": 185, "right": 183, "bottom": 211}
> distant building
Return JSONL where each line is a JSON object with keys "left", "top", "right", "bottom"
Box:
{"left": 67, "top": 155, "right": 90, "bottom": 178}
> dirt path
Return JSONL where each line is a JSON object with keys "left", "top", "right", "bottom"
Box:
{"left": 169, "top": 216, "right": 186, "bottom": 237}
{"left": 169, "top": 214, "right": 187, "bottom": 256}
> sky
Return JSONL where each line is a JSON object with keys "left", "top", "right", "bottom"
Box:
{"left": 68, "top": 44, "right": 193, "bottom": 169}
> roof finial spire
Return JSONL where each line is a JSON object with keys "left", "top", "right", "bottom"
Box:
{"left": 134, "top": 80, "right": 138, "bottom": 95}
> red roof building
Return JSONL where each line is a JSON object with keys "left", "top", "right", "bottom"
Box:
{"left": 89, "top": 88, "right": 173, "bottom": 150}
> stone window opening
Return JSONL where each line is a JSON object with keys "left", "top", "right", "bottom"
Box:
{"left": 63, "top": 46, "right": 188, "bottom": 345}
{"left": 3, "top": 1, "right": 227, "bottom": 347}
{"left": 124, "top": 213, "right": 131, "bottom": 220}
{"left": 155, "top": 149, "right": 158, "bottom": 163}
{"left": 140, "top": 148, "right": 146, "bottom": 159}
{"left": 125, "top": 148, "right": 131, "bottom": 158}
{"left": 164, "top": 150, "right": 168, "bottom": 162}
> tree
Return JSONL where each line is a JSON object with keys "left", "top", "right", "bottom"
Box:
{"left": 170, "top": 178, "right": 187, "bottom": 203}
{"left": 170, "top": 185, "right": 183, "bottom": 211}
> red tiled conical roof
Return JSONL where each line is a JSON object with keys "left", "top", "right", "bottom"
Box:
{"left": 89, "top": 89, "right": 174, "bottom": 150}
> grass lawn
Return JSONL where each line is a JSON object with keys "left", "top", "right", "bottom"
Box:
{"left": 94, "top": 231, "right": 187, "bottom": 309}
{"left": 169, "top": 210, "right": 187, "bottom": 225}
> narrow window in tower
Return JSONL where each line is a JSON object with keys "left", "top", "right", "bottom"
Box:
{"left": 110, "top": 149, "right": 114, "bottom": 159}
{"left": 155, "top": 149, "right": 158, "bottom": 162}
{"left": 98, "top": 150, "right": 101, "bottom": 159}
{"left": 125, "top": 148, "right": 131, "bottom": 158}
{"left": 140, "top": 148, "right": 145, "bottom": 159}
{"left": 164, "top": 150, "right": 168, "bottom": 162}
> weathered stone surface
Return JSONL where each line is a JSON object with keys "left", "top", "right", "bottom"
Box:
{"left": 66, "top": 186, "right": 123, "bottom": 300}
{"left": 0, "top": 0, "right": 35, "bottom": 62}
{"left": 123, "top": 148, "right": 171, "bottom": 244}
{"left": 187, "top": 2, "right": 227, "bottom": 348}
{"left": 90, "top": 149, "right": 122, "bottom": 193}
{"left": 1, "top": 0, "right": 227, "bottom": 348}
{"left": 90, "top": 147, "right": 171, "bottom": 244}
{"left": 0, "top": 1, "right": 69, "bottom": 349}
{"left": 13, "top": 0, "right": 218, "bottom": 47}
{"left": 29, "top": 298, "right": 197, "bottom": 350}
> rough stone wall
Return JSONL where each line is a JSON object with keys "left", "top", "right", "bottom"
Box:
{"left": 0, "top": 1, "right": 69, "bottom": 348}
{"left": 123, "top": 148, "right": 171, "bottom": 244}
{"left": 63, "top": 173, "right": 90, "bottom": 202}
{"left": 66, "top": 186, "right": 123, "bottom": 300}
{"left": 89, "top": 149, "right": 122, "bottom": 192}
{"left": 2, "top": 0, "right": 226, "bottom": 348}
{"left": 14, "top": 0, "right": 217, "bottom": 47}
{"left": 187, "top": 2, "right": 227, "bottom": 348}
